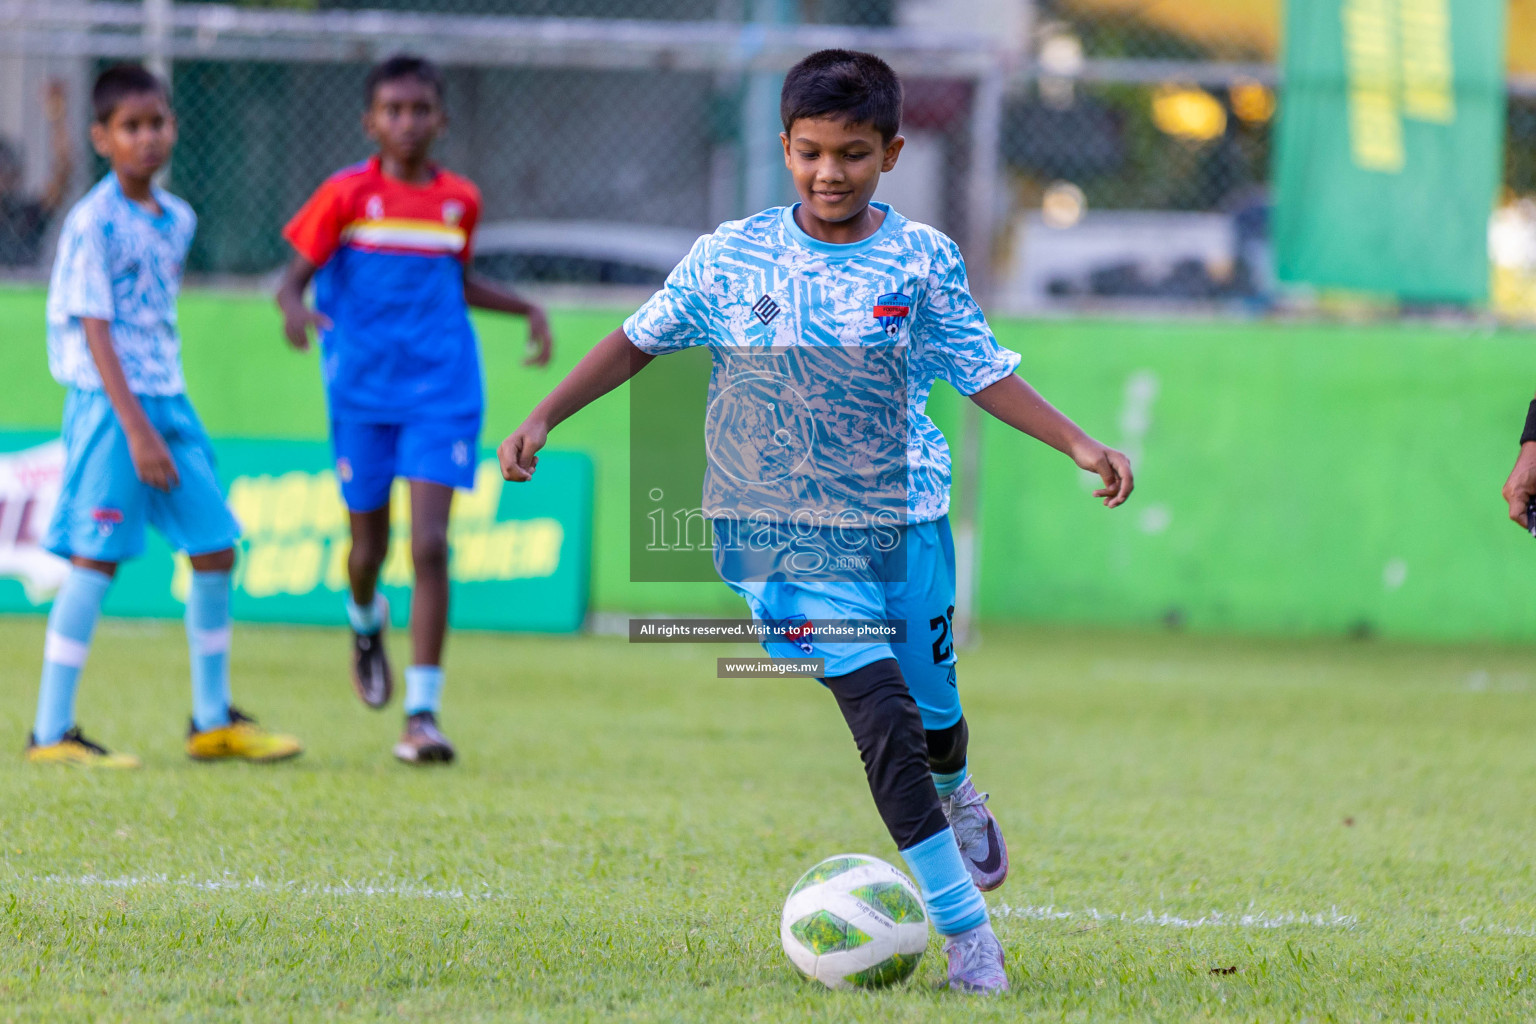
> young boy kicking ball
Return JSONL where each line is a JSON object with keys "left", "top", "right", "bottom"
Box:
{"left": 498, "top": 50, "right": 1133, "bottom": 992}
{"left": 277, "top": 54, "right": 552, "bottom": 764}
{"left": 28, "top": 65, "right": 302, "bottom": 766}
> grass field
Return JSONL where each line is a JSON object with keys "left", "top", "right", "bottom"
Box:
{"left": 4, "top": 618, "right": 1536, "bottom": 1021}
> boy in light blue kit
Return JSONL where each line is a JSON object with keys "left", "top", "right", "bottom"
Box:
{"left": 26, "top": 64, "right": 301, "bottom": 767}
{"left": 498, "top": 50, "right": 1133, "bottom": 992}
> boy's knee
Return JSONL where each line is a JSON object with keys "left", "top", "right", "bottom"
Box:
{"left": 410, "top": 530, "right": 449, "bottom": 575}
{"left": 69, "top": 556, "right": 118, "bottom": 578}
{"left": 349, "top": 536, "right": 388, "bottom": 569}
{"left": 925, "top": 716, "right": 968, "bottom": 775}
{"left": 188, "top": 547, "right": 236, "bottom": 573}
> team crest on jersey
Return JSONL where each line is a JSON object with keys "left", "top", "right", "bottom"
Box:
{"left": 365, "top": 195, "right": 385, "bottom": 220}
{"left": 442, "top": 200, "right": 465, "bottom": 227}
{"left": 873, "top": 293, "right": 911, "bottom": 338}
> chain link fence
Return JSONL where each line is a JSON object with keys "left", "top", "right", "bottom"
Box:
{"left": 0, "top": 0, "right": 1530, "bottom": 311}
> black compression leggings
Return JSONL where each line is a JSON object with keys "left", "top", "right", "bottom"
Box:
{"left": 824, "top": 658, "right": 951, "bottom": 850}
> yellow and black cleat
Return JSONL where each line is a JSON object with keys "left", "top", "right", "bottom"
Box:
{"left": 186, "top": 708, "right": 303, "bottom": 763}
{"left": 26, "top": 727, "right": 141, "bottom": 769}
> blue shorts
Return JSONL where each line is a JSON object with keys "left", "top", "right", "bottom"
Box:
{"left": 331, "top": 415, "right": 482, "bottom": 512}
{"left": 724, "top": 516, "right": 962, "bottom": 730}
{"left": 45, "top": 389, "right": 241, "bottom": 563}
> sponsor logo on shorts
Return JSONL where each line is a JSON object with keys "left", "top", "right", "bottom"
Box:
{"left": 779, "top": 615, "right": 815, "bottom": 655}
{"left": 452, "top": 441, "right": 471, "bottom": 467}
{"left": 91, "top": 507, "right": 124, "bottom": 537}
{"left": 336, "top": 458, "right": 353, "bottom": 482}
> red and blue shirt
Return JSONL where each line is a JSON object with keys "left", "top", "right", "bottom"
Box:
{"left": 283, "top": 157, "right": 483, "bottom": 422}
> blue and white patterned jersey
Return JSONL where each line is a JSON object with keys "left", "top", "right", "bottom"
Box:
{"left": 46, "top": 173, "right": 196, "bottom": 396}
{"left": 623, "top": 203, "right": 1021, "bottom": 524}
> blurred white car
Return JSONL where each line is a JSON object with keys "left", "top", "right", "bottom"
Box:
{"left": 471, "top": 220, "right": 702, "bottom": 286}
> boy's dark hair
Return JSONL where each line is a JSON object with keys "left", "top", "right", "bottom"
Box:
{"left": 365, "top": 54, "right": 445, "bottom": 106}
{"left": 92, "top": 64, "right": 168, "bottom": 125}
{"left": 780, "top": 49, "right": 902, "bottom": 142}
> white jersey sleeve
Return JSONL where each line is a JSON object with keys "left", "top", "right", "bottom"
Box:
{"left": 910, "top": 239, "right": 1020, "bottom": 396}
{"left": 50, "top": 208, "right": 115, "bottom": 322}
{"left": 623, "top": 233, "right": 717, "bottom": 355}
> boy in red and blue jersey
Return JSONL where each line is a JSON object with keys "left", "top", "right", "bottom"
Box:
{"left": 276, "top": 54, "right": 552, "bottom": 765}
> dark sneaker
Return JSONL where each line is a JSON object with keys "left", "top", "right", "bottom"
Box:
{"left": 944, "top": 921, "right": 1008, "bottom": 994}
{"left": 351, "top": 606, "right": 393, "bottom": 710}
{"left": 941, "top": 777, "right": 1010, "bottom": 891}
{"left": 394, "top": 711, "right": 455, "bottom": 764}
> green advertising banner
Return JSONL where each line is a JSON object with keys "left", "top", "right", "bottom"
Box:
{"left": 1274, "top": 0, "right": 1507, "bottom": 301}
{"left": 0, "top": 432, "right": 592, "bottom": 632}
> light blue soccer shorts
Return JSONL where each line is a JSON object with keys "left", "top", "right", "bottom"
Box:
{"left": 45, "top": 388, "right": 241, "bottom": 563}
{"left": 723, "top": 516, "right": 962, "bottom": 730}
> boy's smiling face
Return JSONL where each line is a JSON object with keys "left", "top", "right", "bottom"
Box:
{"left": 90, "top": 92, "right": 175, "bottom": 184}
{"left": 365, "top": 76, "right": 446, "bottom": 168}
{"left": 781, "top": 116, "right": 903, "bottom": 236}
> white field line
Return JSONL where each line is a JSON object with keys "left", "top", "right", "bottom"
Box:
{"left": 28, "top": 875, "right": 1355, "bottom": 930}
{"left": 25, "top": 872, "right": 504, "bottom": 901}
{"left": 28, "top": 877, "right": 1536, "bottom": 941}
{"left": 1461, "top": 919, "right": 1536, "bottom": 939}
{"left": 994, "top": 903, "right": 1358, "bottom": 931}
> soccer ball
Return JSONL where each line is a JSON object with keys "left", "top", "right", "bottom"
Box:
{"left": 779, "top": 853, "right": 929, "bottom": 990}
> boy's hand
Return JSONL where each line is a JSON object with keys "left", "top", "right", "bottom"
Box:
{"left": 281, "top": 304, "right": 331, "bottom": 352}
{"left": 1072, "top": 439, "right": 1134, "bottom": 508}
{"left": 127, "top": 425, "right": 179, "bottom": 491}
{"left": 498, "top": 420, "right": 548, "bottom": 482}
{"left": 525, "top": 308, "right": 553, "bottom": 368}
{"left": 1502, "top": 442, "right": 1536, "bottom": 528}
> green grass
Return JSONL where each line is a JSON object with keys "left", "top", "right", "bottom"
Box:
{"left": 4, "top": 619, "right": 1536, "bottom": 1020}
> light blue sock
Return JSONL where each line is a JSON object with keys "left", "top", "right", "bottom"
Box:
{"left": 33, "top": 566, "right": 112, "bottom": 746}
{"left": 933, "top": 762, "right": 969, "bottom": 798}
{"left": 346, "top": 592, "right": 386, "bottom": 635}
{"left": 404, "top": 665, "right": 444, "bottom": 715}
{"left": 186, "top": 571, "right": 233, "bottom": 732}
{"left": 900, "top": 827, "right": 989, "bottom": 936}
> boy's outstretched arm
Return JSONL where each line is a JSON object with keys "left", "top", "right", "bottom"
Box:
{"left": 970, "top": 374, "right": 1134, "bottom": 508}
{"left": 498, "top": 328, "right": 653, "bottom": 482}
{"left": 274, "top": 254, "right": 331, "bottom": 352}
{"left": 463, "top": 272, "right": 553, "bottom": 368}
{"left": 81, "top": 318, "right": 178, "bottom": 492}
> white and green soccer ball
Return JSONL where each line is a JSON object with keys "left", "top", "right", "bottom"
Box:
{"left": 780, "top": 853, "right": 929, "bottom": 990}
